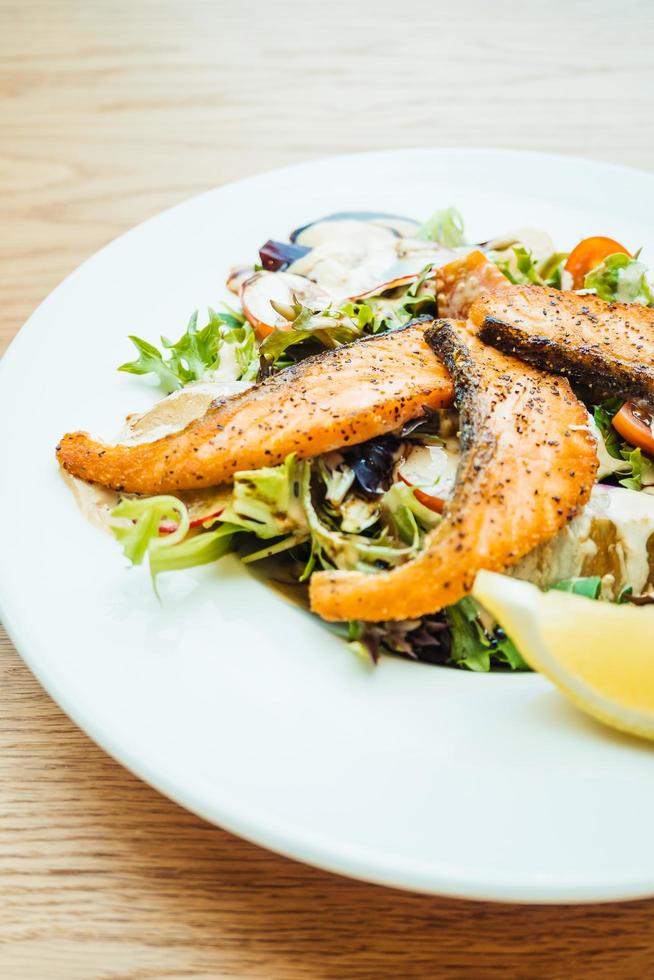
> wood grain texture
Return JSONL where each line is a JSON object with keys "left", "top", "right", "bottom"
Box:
{"left": 2, "top": 0, "right": 654, "bottom": 976}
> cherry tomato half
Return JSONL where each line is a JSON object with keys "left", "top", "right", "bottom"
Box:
{"left": 613, "top": 402, "right": 654, "bottom": 458}
{"left": 564, "top": 236, "right": 631, "bottom": 289}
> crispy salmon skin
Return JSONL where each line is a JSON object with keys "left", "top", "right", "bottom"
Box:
{"left": 471, "top": 284, "right": 654, "bottom": 400}
{"left": 309, "top": 319, "right": 598, "bottom": 623}
{"left": 56, "top": 323, "right": 454, "bottom": 495}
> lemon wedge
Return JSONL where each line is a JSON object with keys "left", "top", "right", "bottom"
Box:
{"left": 472, "top": 570, "right": 654, "bottom": 740}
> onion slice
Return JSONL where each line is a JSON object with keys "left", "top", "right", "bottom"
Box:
{"left": 240, "top": 271, "right": 330, "bottom": 338}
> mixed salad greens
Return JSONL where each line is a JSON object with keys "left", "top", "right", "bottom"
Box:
{"left": 104, "top": 209, "right": 654, "bottom": 670}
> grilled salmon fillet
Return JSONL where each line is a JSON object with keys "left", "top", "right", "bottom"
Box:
{"left": 309, "top": 319, "right": 597, "bottom": 622}
{"left": 56, "top": 323, "right": 454, "bottom": 494}
{"left": 471, "top": 284, "right": 654, "bottom": 401}
{"left": 436, "top": 249, "right": 511, "bottom": 318}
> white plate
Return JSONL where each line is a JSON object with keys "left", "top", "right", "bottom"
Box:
{"left": 2, "top": 149, "right": 654, "bottom": 904}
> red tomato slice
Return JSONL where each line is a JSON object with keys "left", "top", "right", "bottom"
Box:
{"left": 158, "top": 508, "right": 224, "bottom": 535}
{"left": 613, "top": 402, "right": 654, "bottom": 457}
{"left": 190, "top": 508, "right": 224, "bottom": 529}
{"left": 158, "top": 519, "right": 179, "bottom": 535}
{"left": 564, "top": 237, "right": 630, "bottom": 289}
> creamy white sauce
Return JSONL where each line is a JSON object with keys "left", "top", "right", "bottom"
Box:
{"left": 62, "top": 470, "right": 120, "bottom": 531}
{"left": 121, "top": 379, "right": 251, "bottom": 445}
{"left": 514, "top": 485, "right": 654, "bottom": 596}
{"left": 589, "top": 485, "right": 654, "bottom": 593}
{"left": 68, "top": 379, "right": 250, "bottom": 530}
{"left": 289, "top": 221, "right": 459, "bottom": 301}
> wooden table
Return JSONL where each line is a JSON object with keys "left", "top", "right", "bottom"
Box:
{"left": 2, "top": 1, "right": 654, "bottom": 975}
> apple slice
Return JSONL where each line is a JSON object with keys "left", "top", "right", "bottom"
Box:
{"left": 350, "top": 273, "right": 424, "bottom": 302}
{"left": 240, "top": 271, "right": 330, "bottom": 338}
{"left": 226, "top": 265, "right": 254, "bottom": 295}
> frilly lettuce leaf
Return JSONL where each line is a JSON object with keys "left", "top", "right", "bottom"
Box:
{"left": 494, "top": 245, "right": 567, "bottom": 289}
{"left": 446, "top": 597, "right": 527, "bottom": 672}
{"left": 593, "top": 397, "right": 626, "bottom": 458}
{"left": 317, "top": 457, "right": 355, "bottom": 507}
{"left": 380, "top": 482, "right": 442, "bottom": 536}
{"left": 259, "top": 269, "right": 438, "bottom": 371}
{"left": 585, "top": 252, "right": 654, "bottom": 306}
{"left": 618, "top": 446, "right": 654, "bottom": 491}
{"left": 219, "top": 454, "right": 309, "bottom": 540}
{"left": 111, "top": 495, "right": 190, "bottom": 565}
{"left": 119, "top": 307, "right": 258, "bottom": 391}
{"left": 110, "top": 494, "right": 240, "bottom": 584}
{"left": 335, "top": 495, "right": 380, "bottom": 534}
{"left": 149, "top": 523, "right": 240, "bottom": 577}
{"left": 301, "top": 463, "right": 419, "bottom": 572}
{"left": 117, "top": 336, "right": 183, "bottom": 394}
{"left": 317, "top": 457, "right": 379, "bottom": 533}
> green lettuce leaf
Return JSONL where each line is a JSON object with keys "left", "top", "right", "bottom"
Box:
{"left": 258, "top": 270, "right": 437, "bottom": 371}
{"left": 317, "top": 458, "right": 355, "bottom": 507}
{"left": 110, "top": 495, "right": 190, "bottom": 565}
{"left": 494, "top": 246, "right": 567, "bottom": 289}
{"left": 538, "top": 251, "right": 569, "bottom": 289}
{"left": 119, "top": 307, "right": 258, "bottom": 391}
{"left": 258, "top": 301, "right": 361, "bottom": 366}
{"left": 149, "top": 523, "right": 240, "bottom": 576}
{"left": 380, "top": 482, "right": 441, "bottom": 537}
{"left": 301, "top": 464, "right": 418, "bottom": 572}
{"left": 592, "top": 397, "right": 654, "bottom": 489}
{"left": 219, "top": 454, "right": 309, "bottom": 540}
{"left": 110, "top": 495, "right": 240, "bottom": 584}
{"left": 117, "top": 336, "right": 183, "bottom": 393}
{"left": 446, "top": 597, "right": 527, "bottom": 672}
{"left": 216, "top": 454, "right": 422, "bottom": 573}
{"left": 585, "top": 252, "right": 654, "bottom": 306}
{"left": 593, "top": 397, "right": 625, "bottom": 459}
{"left": 618, "top": 447, "right": 654, "bottom": 491}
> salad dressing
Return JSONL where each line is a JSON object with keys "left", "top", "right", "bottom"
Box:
{"left": 513, "top": 486, "right": 654, "bottom": 597}
{"left": 68, "top": 379, "right": 247, "bottom": 530}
